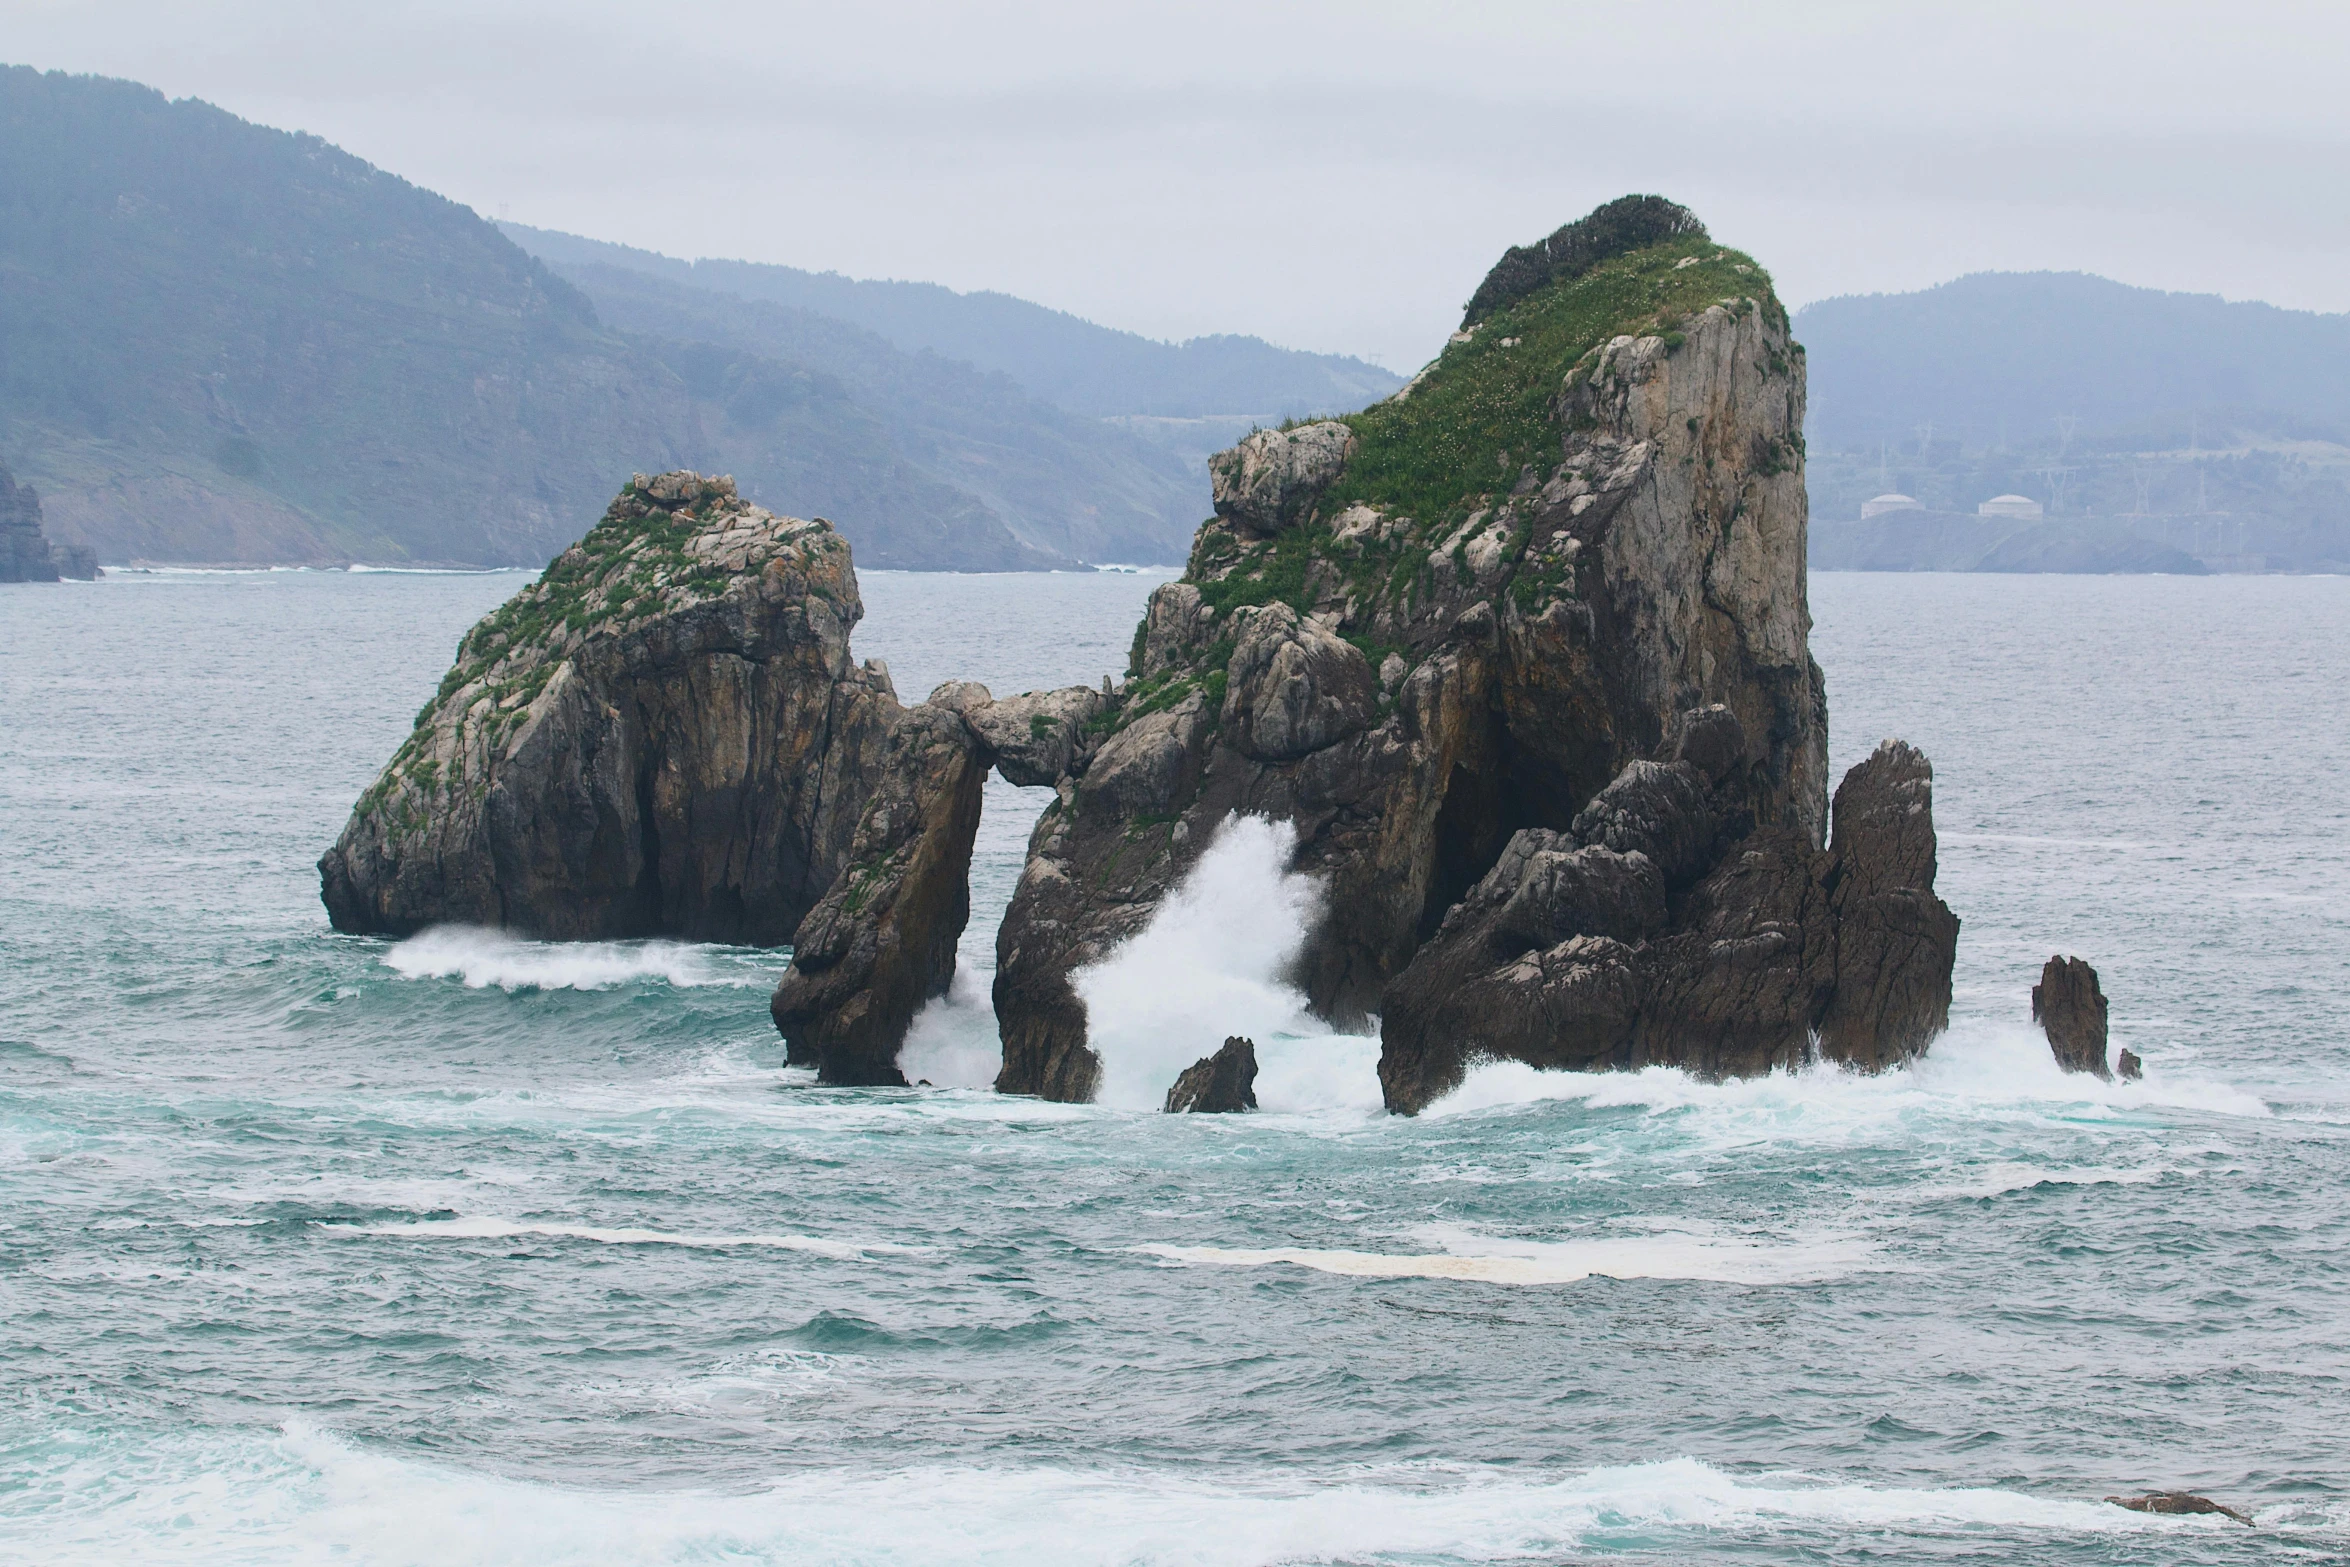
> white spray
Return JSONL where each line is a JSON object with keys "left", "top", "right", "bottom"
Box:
{"left": 1073, "top": 815, "right": 1335, "bottom": 1110}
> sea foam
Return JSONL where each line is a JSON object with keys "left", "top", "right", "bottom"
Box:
{"left": 10, "top": 1423, "right": 2272, "bottom": 1567}
{"left": 1136, "top": 1221, "right": 1872, "bottom": 1287}
{"left": 383, "top": 927, "right": 754, "bottom": 991}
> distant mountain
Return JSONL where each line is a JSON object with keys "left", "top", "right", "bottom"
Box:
{"left": 550, "top": 263, "right": 1202, "bottom": 564}
{"left": 501, "top": 225, "right": 1404, "bottom": 421}
{"left": 1796, "top": 272, "right": 2350, "bottom": 451}
{"left": 1795, "top": 272, "right": 2350, "bottom": 573}
{"left": 0, "top": 67, "right": 1181, "bottom": 568}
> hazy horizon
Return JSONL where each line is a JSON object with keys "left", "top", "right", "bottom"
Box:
{"left": 11, "top": 0, "right": 2347, "bottom": 371}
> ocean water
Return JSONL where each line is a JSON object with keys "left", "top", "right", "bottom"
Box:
{"left": 2, "top": 564, "right": 2346, "bottom": 1565}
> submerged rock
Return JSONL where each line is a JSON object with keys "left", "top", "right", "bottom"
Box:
{"left": 1164, "top": 1036, "right": 1260, "bottom": 1113}
{"left": 770, "top": 699, "right": 988, "bottom": 1086}
{"left": 320, "top": 472, "right": 896, "bottom": 945}
{"left": 2104, "top": 1491, "right": 2251, "bottom": 1526}
{"left": 2034, "top": 955, "right": 2111, "bottom": 1077}
{"left": 993, "top": 199, "right": 1889, "bottom": 1106}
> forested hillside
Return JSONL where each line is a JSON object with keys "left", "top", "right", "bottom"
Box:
{"left": 1796, "top": 272, "right": 2350, "bottom": 451}
{"left": 0, "top": 68, "right": 1214, "bottom": 567}
{"left": 501, "top": 225, "right": 1402, "bottom": 420}
{"left": 1797, "top": 272, "right": 2350, "bottom": 572}
{"left": 556, "top": 264, "right": 1204, "bottom": 564}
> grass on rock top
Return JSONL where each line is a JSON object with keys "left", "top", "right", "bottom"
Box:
{"left": 1318, "top": 236, "right": 1781, "bottom": 528}
{"left": 1117, "top": 238, "right": 1787, "bottom": 725}
{"left": 369, "top": 482, "right": 820, "bottom": 805}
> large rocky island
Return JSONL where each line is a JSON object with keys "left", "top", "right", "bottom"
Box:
{"left": 982, "top": 195, "right": 1955, "bottom": 1110}
{"left": 325, "top": 196, "right": 1961, "bottom": 1112}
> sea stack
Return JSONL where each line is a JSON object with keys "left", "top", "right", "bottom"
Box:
{"left": 989, "top": 195, "right": 1959, "bottom": 1108}
{"left": 2034, "top": 955, "right": 2111, "bottom": 1077}
{"left": 0, "top": 462, "right": 98, "bottom": 581}
{"left": 320, "top": 472, "right": 898, "bottom": 945}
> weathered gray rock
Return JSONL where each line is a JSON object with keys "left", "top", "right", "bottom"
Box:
{"left": 994, "top": 204, "right": 1850, "bottom": 1105}
{"left": 1376, "top": 722, "right": 1958, "bottom": 1112}
{"left": 764, "top": 678, "right": 1113, "bottom": 1087}
{"left": 769, "top": 701, "right": 988, "bottom": 1085}
{"left": 0, "top": 462, "right": 63, "bottom": 583}
{"left": 1164, "top": 1036, "right": 1259, "bottom": 1113}
{"left": 939, "top": 681, "right": 1108, "bottom": 788}
{"left": 1221, "top": 604, "right": 1380, "bottom": 762}
{"left": 320, "top": 472, "right": 896, "bottom": 945}
{"left": 2034, "top": 955, "right": 2111, "bottom": 1078}
{"left": 1208, "top": 422, "right": 1357, "bottom": 538}
{"left": 1815, "top": 741, "right": 1962, "bottom": 1069}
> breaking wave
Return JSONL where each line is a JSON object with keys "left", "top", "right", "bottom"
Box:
{"left": 383, "top": 927, "right": 760, "bottom": 991}
{"left": 12, "top": 1424, "right": 2291, "bottom": 1567}
{"left": 1072, "top": 815, "right": 1327, "bottom": 1110}
{"left": 1428, "top": 1015, "right": 2272, "bottom": 1127}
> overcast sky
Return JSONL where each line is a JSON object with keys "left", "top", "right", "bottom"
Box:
{"left": 15, "top": 0, "right": 2350, "bottom": 369}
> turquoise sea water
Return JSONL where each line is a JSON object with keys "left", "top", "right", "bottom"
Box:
{"left": 2, "top": 566, "right": 2346, "bottom": 1564}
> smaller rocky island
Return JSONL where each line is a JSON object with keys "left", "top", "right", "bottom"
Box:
{"left": 321, "top": 473, "right": 900, "bottom": 945}
{"left": 1, "top": 462, "right": 99, "bottom": 582}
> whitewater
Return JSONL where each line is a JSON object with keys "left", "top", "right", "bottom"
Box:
{"left": 2, "top": 565, "right": 2346, "bottom": 1564}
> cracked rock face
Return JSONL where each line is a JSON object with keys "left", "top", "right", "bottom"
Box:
{"left": 1208, "top": 422, "right": 1357, "bottom": 538}
{"left": 319, "top": 472, "right": 896, "bottom": 945}
{"left": 1377, "top": 725, "right": 1958, "bottom": 1113}
{"left": 2034, "top": 955, "right": 2111, "bottom": 1078}
{"left": 769, "top": 700, "right": 988, "bottom": 1086}
{"left": 1221, "top": 604, "right": 1380, "bottom": 762}
{"left": 992, "top": 214, "right": 1853, "bottom": 1105}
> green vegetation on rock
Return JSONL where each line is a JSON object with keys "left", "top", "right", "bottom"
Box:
{"left": 1320, "top": 236, "right": 1773, "bottom": 528}
{"left": 1093, "top": 224, "right": 1792, "bottom": 742}
{"left": 365, "top": 475, "right": 834, "bottom": 810}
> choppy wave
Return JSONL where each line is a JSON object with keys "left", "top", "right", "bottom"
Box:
{"left": 897, "top": 968, "right": 1006, "bottom": 1089}
{"left": 383, "top": 927, "right": 764, "bottom": 991}
{"left": 316, "top": 1215, "right": 914, "bottom": 1259}
{"left": 9, "top": 1425, "right": 2290, "bottom": 1567}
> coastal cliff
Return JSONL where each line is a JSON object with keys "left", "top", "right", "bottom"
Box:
{"left": 1, "top": 462, "right": 97, "bottom": 581}
{"left": 990, "top": 196, "right": 1951, "bottom": 1108}
{"left": 320, "top": 472, "right": 897, "bottom": 944}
